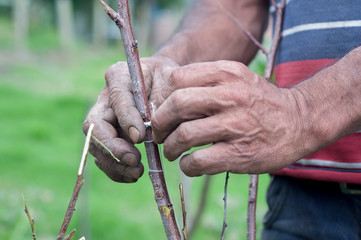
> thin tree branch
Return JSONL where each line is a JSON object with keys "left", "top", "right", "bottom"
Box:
{"left": 247, "top": 1, "right": 286, "bottom": 240}
{"left": 246, "top": 174, "right": 258, "bottom": 240}
{"left": 188, "top": 175, "right": 211, "bottom": 238}
{"left": 179, "top": 183, "right": 188, "bottom": 240}
{"left": 64, "top": 229, "right": 76, "bottom": 240}
{"left": 100, "top": 1, "right": 181, "bottom": 239}
{"left": 217, "top": 1, "right": 268, "bottom": 55}
{"left": 22, "top": 195, "right": 37, "bottom": 240}
{"left": 99, "top": 0, "right": 123, "bottom": 28}
{"left": 57, "top": 123, "right": 94, "bottom": 240}
{"left": 264, "top": 0, "right": 286, "bottom": 81}
{"left": 220, "top": 172, "right": 230, "bottom": 240}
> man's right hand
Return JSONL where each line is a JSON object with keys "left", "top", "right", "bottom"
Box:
{"left": 83, "top": 56, "right": 179, "bottom": 183}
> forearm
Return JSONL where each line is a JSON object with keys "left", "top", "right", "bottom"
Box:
{"left": 292, "top": 46, "right": 361, "bottom": 154}
{"left": 153, "top": 0, "right": 269, "bottom": 66}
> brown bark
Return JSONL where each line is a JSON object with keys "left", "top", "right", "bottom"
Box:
{"left": 100, "top": 1, "right": 181, "bottom": 239}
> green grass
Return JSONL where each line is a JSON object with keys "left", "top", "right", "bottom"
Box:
{"left": 0, "top": 18, "right": 270, "bottom": 240}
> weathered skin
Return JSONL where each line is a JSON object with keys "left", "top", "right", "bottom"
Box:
{"left": 83, "top": 0, "right": 361, "bottom": 181}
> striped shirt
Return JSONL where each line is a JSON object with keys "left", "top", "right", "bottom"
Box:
{"left": 271, "top": 0, "right": 361, "bottom": 184}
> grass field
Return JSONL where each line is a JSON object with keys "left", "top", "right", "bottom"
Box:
{"left": 0, "top": 18, "right": 270, "bottom": 240}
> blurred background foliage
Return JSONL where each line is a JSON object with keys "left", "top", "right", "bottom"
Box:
{"left": 0, "top": 0, "right": 269, "bottom": 239}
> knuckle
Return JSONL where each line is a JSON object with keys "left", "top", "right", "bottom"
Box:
{"left": 169, "top": 90, "right": 184, "bottom": 110}
{"left": 177, "top": 123, "right": 193, "bottom": 145}
{"left": 105, "top": 62, "right": 123, "bottom": 80}
{"left": 170, "top": 68, "right": 184, "bottom": 87}
{"left": 151, "top": 114, "right": 161, "bottom": 132}
{"left": 82, "top": 119, "right": 90, "bottom": 134}
{"left": 105, "top": 62, "right": 130, "bottom": 86}
{"left": 108, "top": 87, "right": 125, "bottom": 109}
{"left": 105, "top": 65, "right": 117, "bottom": 82}
{"left": 215, "top": 60, "right": 246, "bottom": 80}
{"left": 219, "top": 60, "right": 244, "bottom": 70}
{"left": 190, "top": 152, "right": 205, "bottom": 171}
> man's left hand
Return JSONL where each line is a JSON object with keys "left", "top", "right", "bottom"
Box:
{"left": 151, "top": 61, "right": 309, "bottom": 177}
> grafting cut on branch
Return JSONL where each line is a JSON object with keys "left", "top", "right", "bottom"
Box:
{"left": 219, "top": 1, "right": 286, "bottom": 239}
{"left": 57, "top": 123, "right": 94, "bottom": 240}
{"left": 99, "top": 1, "right": 181, "bottom": 239}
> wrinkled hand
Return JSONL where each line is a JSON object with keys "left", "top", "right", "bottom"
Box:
{"left": 83, "top": 56, "right": 179, "bottom": 182}
{"left": 152, "top": 61, "right": 308, "bottom": 177}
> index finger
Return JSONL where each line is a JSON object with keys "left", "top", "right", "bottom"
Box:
{"left": 151, "top": 85, "right": 237, "bottom": 143}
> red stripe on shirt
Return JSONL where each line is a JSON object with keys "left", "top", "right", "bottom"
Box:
{"left": 305, "top": 133, "right": 361, "bottom": 164}
{"left": 273, "top": 59, "right": 361, "bottom": 184}
{"left": 274, "top": 59, "right": 338, "bottom": 88}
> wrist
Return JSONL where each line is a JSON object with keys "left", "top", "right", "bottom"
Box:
{"left": 289, "top": 46, "right": 361, "bottom": 156}
{"left": 288, "top": 85, "right": 326, "bottom": 157}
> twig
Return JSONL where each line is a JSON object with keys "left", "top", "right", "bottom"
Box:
{"left": 247, "top": 1, "right": 286, "bottom": 240}
{"left": 57, "top": 123, "right": 94, "bottom": 240}
{"left": 100, "top": 1, "right": 181, "bottom": 239}
{"left": 179, "top": 184, "right": 188, "bottom": 240}
{"left": 64, "top": 229, "right": 76, "bottom": 240}
{"left": 188, "top": 175, "right": 211, "bottom": 238}
{"left": 220, "top": 172, "right": 230, "bottom": 240}
{"left": 217, "top": 1, "right": 267, "bottom": 55}
{"left": 22, "top": 195, "right": 37, "bottom": 240}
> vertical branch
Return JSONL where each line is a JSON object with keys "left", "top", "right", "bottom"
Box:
{"left": 247, "top": 1, "right": 286, "bottom": 240}
{"left": 99, "top": 1, "right": 181, "bottom": 239}
{"left": 220, "top": 172, "right": 230, "bottom": 240}
{"left": 179, "top": 184, "right": 188, "bottom": 240}
{"left": 22, "top": 195, "right": 37, "bottom": 240}
{"left": 188, "top": 175, "right": 211, "bottom": 238}
{"left": 264, "top": 0, "right": 286, "bottom": 81}
{"left": 246, "top": 174, "right": 258, "bottom": 240}
{"left": 57, "top": 123, "right": 94, "bottom": 240}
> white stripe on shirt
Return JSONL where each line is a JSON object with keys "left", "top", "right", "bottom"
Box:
{"left": 296, "top": 158, "right": 361, "bottom": 169}
{"left": 282, "top": 20, "right": 361, "bottom": 37}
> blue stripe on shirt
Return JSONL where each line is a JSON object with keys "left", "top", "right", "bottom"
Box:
{"left": 275, "top": 27, "right": 361, "bottom": 64}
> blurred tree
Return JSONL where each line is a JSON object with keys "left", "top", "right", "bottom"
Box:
{"left": 55, "top": 0, "right": 75, "bottom": 49}
{"left": 92, "top": 0, "right": 108, "bottom": 47}
{"left": 13, "top": 0, "right": 30, "bottom": 51}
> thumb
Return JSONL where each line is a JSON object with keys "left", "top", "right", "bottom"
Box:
{"left": 105, "top": 62, "right": 145, "bottom": 143}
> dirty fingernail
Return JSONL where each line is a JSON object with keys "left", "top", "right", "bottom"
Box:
{"left": 129, "top": 126, "right": 140, "bottom": 143}
{"left": 126, "top": 167, "right": 142, "bottom": 179}
{"left": 122, "top": 153, "right": 138, "bottom": 167}
{"left": 122, "top": 176, "right": 136, "bottom": 183}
